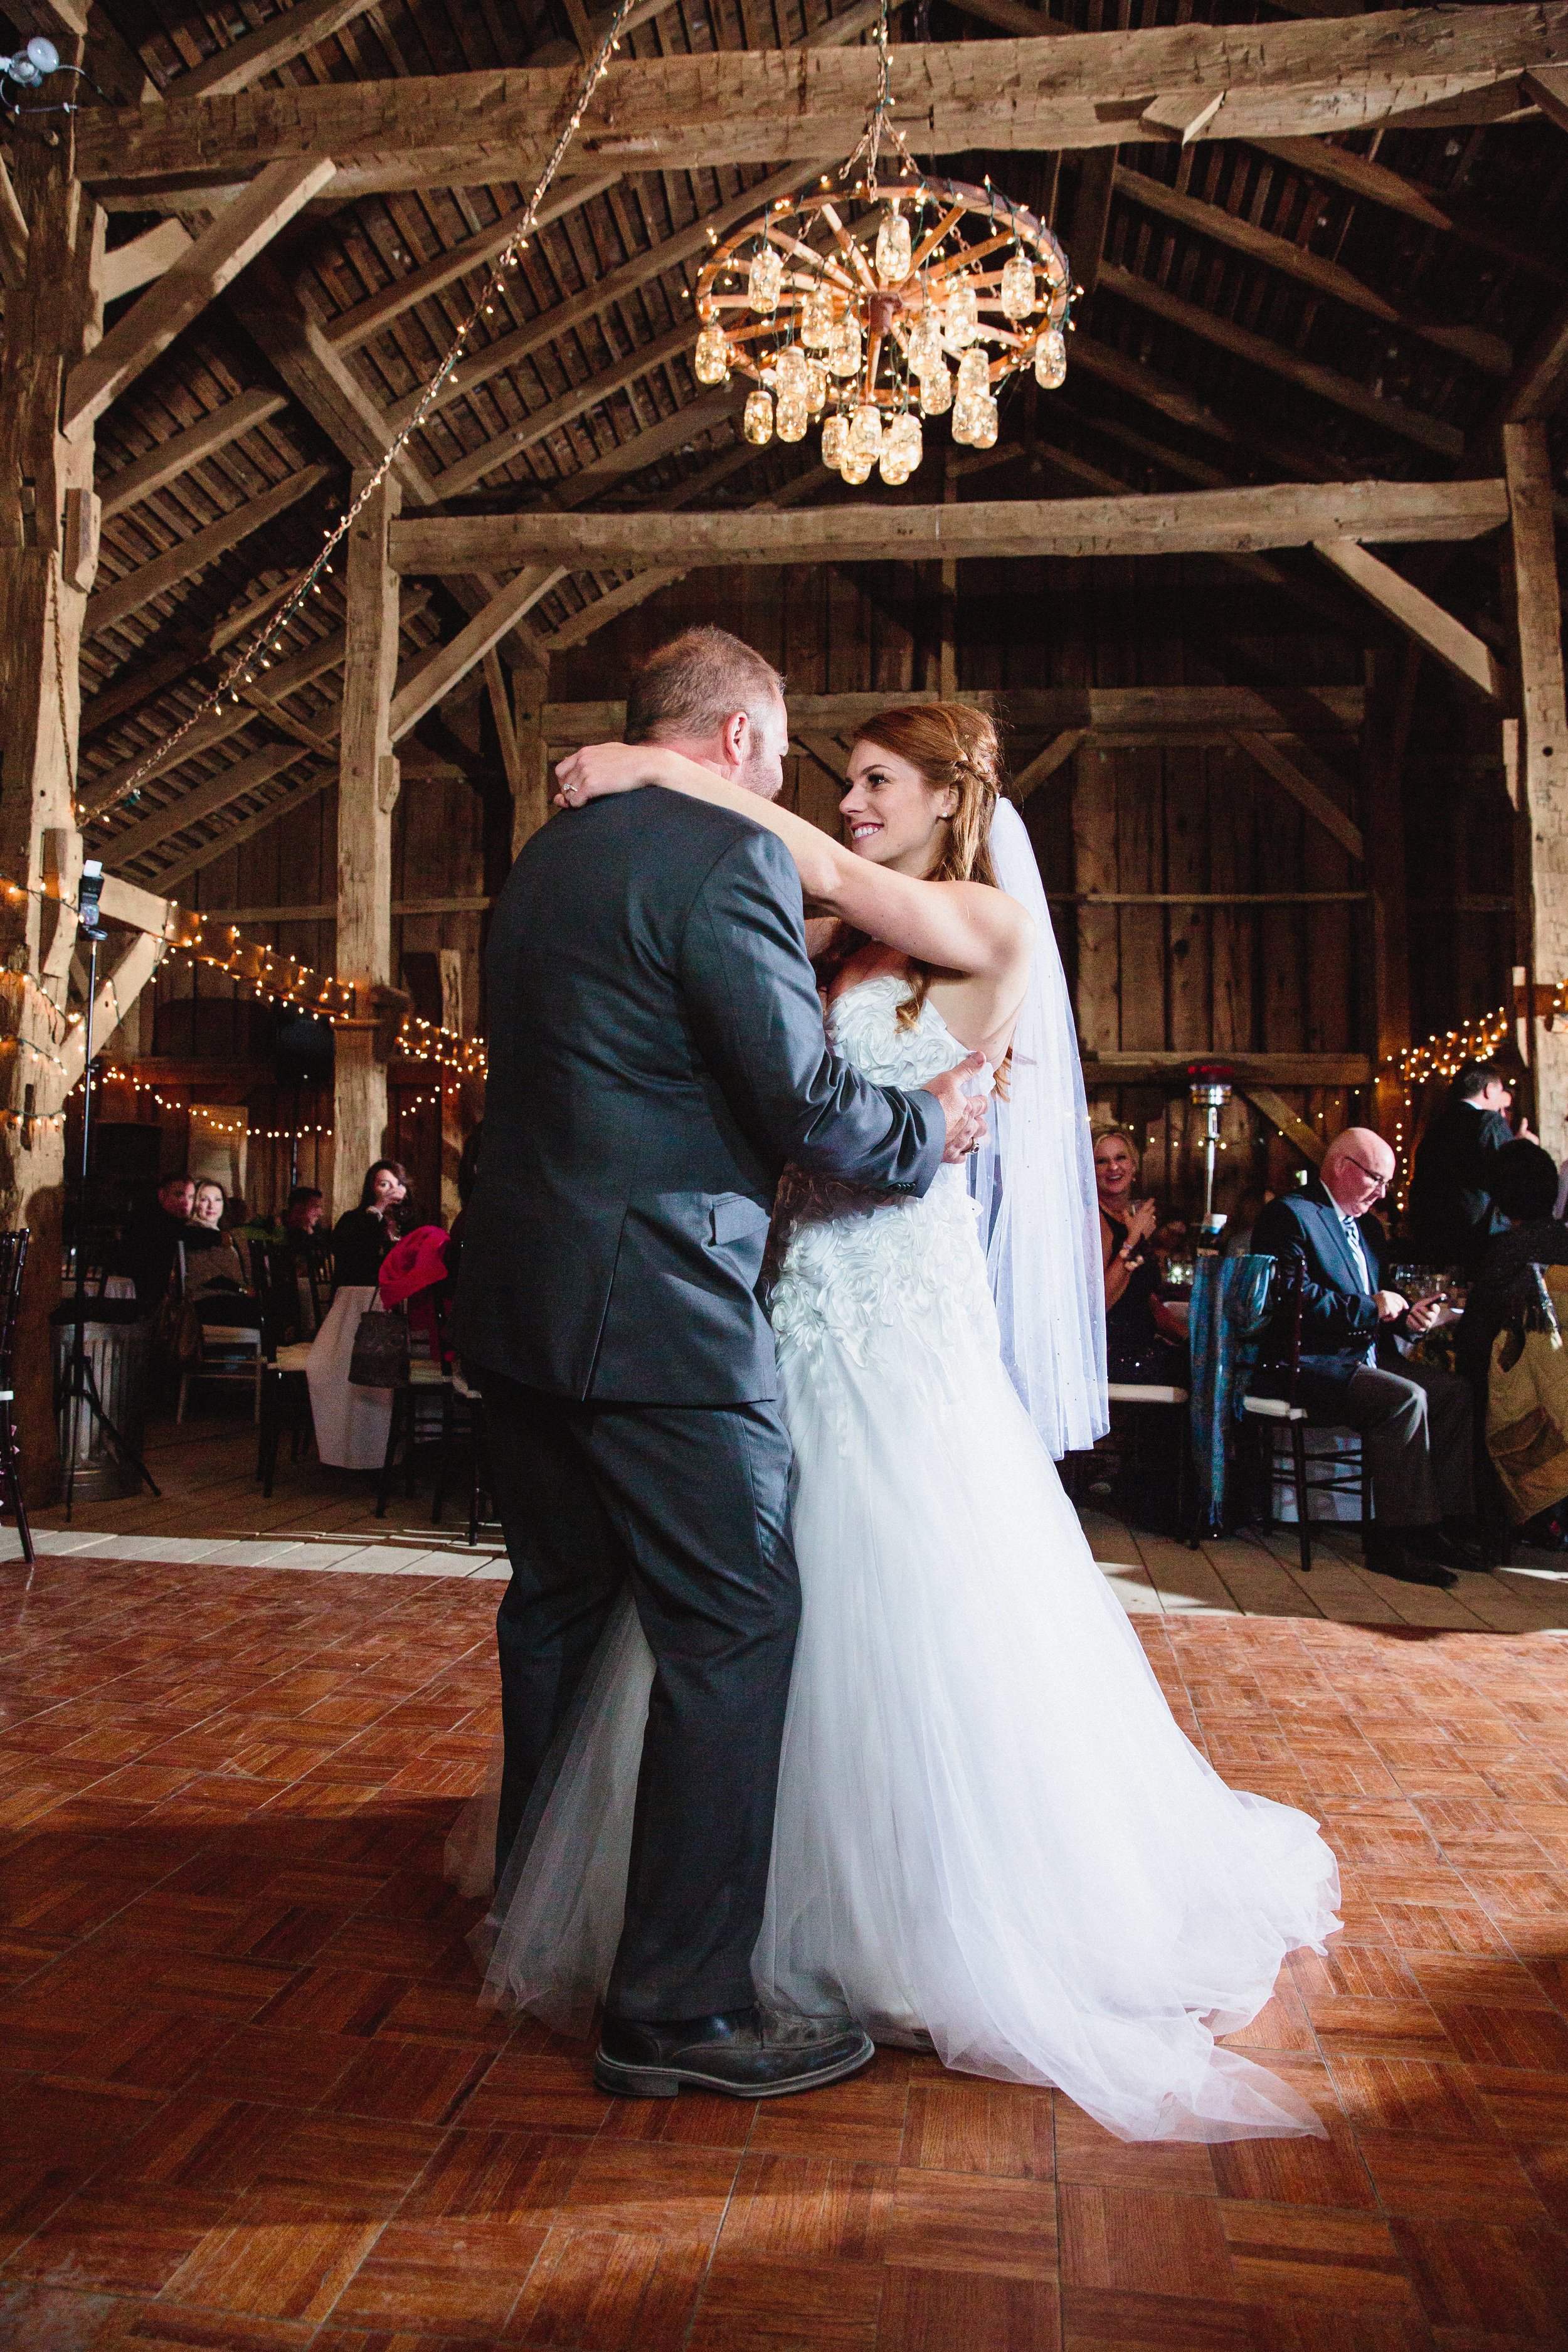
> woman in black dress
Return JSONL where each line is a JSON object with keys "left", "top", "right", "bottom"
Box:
{"left": 1093, "top": 1126, "right": 1183, "bottom": 1382}
{"left": 330, "top": 1160, "right": 409, "bottom": 1288}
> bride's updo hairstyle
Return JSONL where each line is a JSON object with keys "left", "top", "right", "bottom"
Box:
{"left": 846, "top": 702, "right": 1005, "bottom": 1031}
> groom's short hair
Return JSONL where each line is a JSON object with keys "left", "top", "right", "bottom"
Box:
{"left": 625, "top": 627, "right": 785, "bottom": 746}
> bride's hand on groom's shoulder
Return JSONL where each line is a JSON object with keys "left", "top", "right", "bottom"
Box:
{"left": 554, "top": 742, "right": 652, "bottom": 809}
{"left": 928, "top": 1052, "right": 991, "bottom": 1163}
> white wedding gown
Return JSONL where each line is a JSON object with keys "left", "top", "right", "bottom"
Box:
{"left": 450, "top": 976, "right": 1341, "bottom": 2142}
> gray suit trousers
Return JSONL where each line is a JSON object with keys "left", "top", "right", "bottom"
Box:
{"left": 1343, "top": 1345, "right": 1475, "bottom": 1526}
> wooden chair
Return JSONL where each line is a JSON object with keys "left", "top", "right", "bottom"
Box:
{"left": 374, "top": 1359, "right": 450, "bottom": 1518}
{"left": 1240, "top": 1247, "right": 1369, "bottom": 1576}
{"left": 252, "top": 1242, "right": 316, "bottom": 1497}
{"left": 174, "top": 1241, "right": 265, "bottom": 1423}
{"left": 0, "top": 1229, "right": 34, "bottom": 1565}
{"left": 432, "top": 1366, "right": 491, "bottom": 1549}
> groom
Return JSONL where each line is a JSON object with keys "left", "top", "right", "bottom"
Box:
{"left": 457, "top": 626, "right": 985, "bottom": 2100}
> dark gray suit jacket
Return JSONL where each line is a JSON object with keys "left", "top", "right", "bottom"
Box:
{"left": 455, "top": 790, "right": 945, "bottom": 1405}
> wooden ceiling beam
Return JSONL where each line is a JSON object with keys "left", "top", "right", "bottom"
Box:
{"left": 543, "top": 684, "right": 1365, "bottom": 744}
{"left": 1313, "top": 540, "right": 1508, "bottom": 700}
{"left": 1066, "top": 331, "right": 1334, "bottom": 482}
{"left": 64, "top": 158, "right": 337, "bottom": 436}
{"left": 1113, "top": 166, "right": 1511, "bottom": 378}
{"left": 75, "top": 9, "right": 1568, "bottom": 198}
{"left": 86, "top": 462, "right": 331, "bottom": 638}
{"left": 93, "top": 739, "right": 317, "bottom": 864}
{"left": 101, "top": 218, "right": 194, "bottom": 304}
{"left": 388, "top": 566, "right": 567, "bottom": 740}
{"left": 148, "top": 771, "right": 334, "bottom": 889}
{"left": 169, "top": 0, "right": 383, "bottom": 101}
{"left": 1095, "top": 263, "right": 1466, "bottom": 459}
{"left": 1494, "top": 289, "right": 1568, "bottom": 421}
{"left": 98, "top": 390, "right": 289, "bottom": 520}
{"left": 1248, "top": 135, "right": 1568, "bottom": 288}
{"left": 390, "top": 479, "right": 1510, "bottom": 575}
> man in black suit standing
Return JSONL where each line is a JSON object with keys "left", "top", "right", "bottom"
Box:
{"left": 456, "top": 627, "right": 987, "bottom": 2104}
{"left": 1409, "top": 1059, "right": 1530, "bottom": 1271}
{"left": 1252, "top": 1128, "right": 1478, "bottom": 1591}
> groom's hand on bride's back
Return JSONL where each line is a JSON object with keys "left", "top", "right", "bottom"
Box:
{"left": 927, "top": 1053, "right": 990, "bottom": 1163}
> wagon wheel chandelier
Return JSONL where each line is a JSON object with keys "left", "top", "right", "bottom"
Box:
{"left": 690, "top": 1, "right": 1077, "bottom": 487}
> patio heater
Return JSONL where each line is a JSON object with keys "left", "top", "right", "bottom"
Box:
{"left": 1187, "top": 1062, "right": 1234, "bottom": 1239}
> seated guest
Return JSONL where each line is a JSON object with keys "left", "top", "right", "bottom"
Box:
{"left": 1409, "top": 1059, "right": 1532, "bottom": 1271}
{"left": 284, "top": 1185, "right": 327, "bottom": 1250}
{"left": 1457, "top": 1140, "right": 1568, "bottom": 1384}
{"left": 1252, "top": 1127, "right": 1478, "bottom": 1589}
{"left": 117, "top": 1172, "right": 194, "bottom": 1310}
{"left": 308, "top": 1161, "right": 410, "bottom": 1471}
{"left": 181, "top": 1180, "right": 261, "bottom": 1328}
{"left": 1093, "top": 1125, "right": 1184, "bottom": 1381}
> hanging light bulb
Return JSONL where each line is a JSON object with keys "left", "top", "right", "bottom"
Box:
{"left": 1034, "top": 325, "right": 1067, "bottom": 389}
{"left": 820, "top": 411, "right": 849, "bottom": 470}
{"left": 849, "top": 402, "right": 884, "bottom": 463}
{"left": 775, "top": 393, "right": 808, "bottom": 443}
{"left": 920, "top": 363, "right": 953, "bottom": 416}
{"left": 999, "top": 251, "right": 1036, "bottom": 321}
{"left": 800, "top": 291, "right": 834, "bottom": 351}
{"left": 805, "top": 358, "right": 829, "bottom": 415}
{"left": 775, "top": 344, "right": 810, "bottom": 400}
{"left": 874, "top": 206, "right": 912, "bottom": 282}
{"left": 943, "top": 280, "right": 979, "bottom": 350}
{"left": 694, "top": 322, "right": 731, "bottom": 384}
{"left": 906, "top": 311, "right": 943, "bottom": 379}
{"left": 748, "top": 243, "right": 784, "bottom": 314}
{"left": 969, "top": 392, "right": 1000, "bottom": 448}
{"left": 839, "top": 446, "right": 874, "bottom": 486}
{"left": 743, "top": 388, "right": 775, "bottom": 445}
{"left": 827, "top": 312, "right": 862, "bottom": 380}
{"left": 956, "top": 347, "right": 990, "bottom": 401}
{"left": 951, "top": 393, "right": 980, "bottom": 448}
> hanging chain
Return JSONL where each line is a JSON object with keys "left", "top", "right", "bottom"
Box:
{"left": 841, "top": 0, "right": 919, "bottom": 194}
{"left": 90, "top": 0, "right": 640, "bottom": 833}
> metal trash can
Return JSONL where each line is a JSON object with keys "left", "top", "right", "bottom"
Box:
{"left": 50, "top": 1298, "right": 151, "bottom": 1503}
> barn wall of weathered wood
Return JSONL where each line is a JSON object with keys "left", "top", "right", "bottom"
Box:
{"left": 120, "top": 553, "right": 1516, "bottom": 1228}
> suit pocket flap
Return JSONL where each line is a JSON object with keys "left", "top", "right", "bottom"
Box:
{"left": 710, "top": 1194, "right": 770, "bottom": 1248}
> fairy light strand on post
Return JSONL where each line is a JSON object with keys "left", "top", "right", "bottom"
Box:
{"left": 85, "top": 0, "right": 640, "bottom": 832}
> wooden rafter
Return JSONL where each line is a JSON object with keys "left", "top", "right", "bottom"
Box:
{"left": 388, "top": 568, "right": 567, "bottom": 741}
{"left": 100, "top": 218, "right": 193, "bottom": 305}
{"left": 98, "top": 391, "right": 289, "bottom": 521}
{"left": 389, "top": 480, "right": 1510, "bottom": 575}
{"left": 168, "top": 0, "right": 383, "bottom": 101}
{"left": 95, "top": 739, "right": 317, "bottom": 864}
{"left": 1095, "top": 264, "right": 1466, "bottom": 459}
{"left": 426, "top": 317, "right": 700, "bottom": 499}
{"left": 86, "top": 464, "right": 330, "bottom": 638}
{"left": 1313, "top": 541, "right": 1507, "bottom": 701}
{"left": 77, "top": 11, "right": 1568, "bottom": 199}
{"left": 64, "top": 159, "right": 337, "bottom": 435}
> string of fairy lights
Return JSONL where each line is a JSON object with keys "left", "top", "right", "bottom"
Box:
{"left": 83, "top": 0, "right": 640, "bottom": 834}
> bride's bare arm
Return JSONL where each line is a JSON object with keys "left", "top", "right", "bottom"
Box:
{"left": 556, "top": 741, "right": 1032, "bottom": 983}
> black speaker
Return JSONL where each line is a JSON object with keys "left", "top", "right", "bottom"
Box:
{"left": 273, "top": 1005, "right": 335, "bottom": 1088}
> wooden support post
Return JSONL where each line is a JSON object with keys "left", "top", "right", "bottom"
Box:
{"left": 334, "top": 468, "right": 401, "bottom": 1219}
{"left": 511, "top": 657, "right": 551, "bottom": 859}
{"left": 1505, "top": 421, "right": 1568, "bottom": 1158}
{"left": 0, "top": 100, "right": 102, "bottom": 1501}
{"left": 1362, "top": 647, "right": 1417, "bottom": 1146}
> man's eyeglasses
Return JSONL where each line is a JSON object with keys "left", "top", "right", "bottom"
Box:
{"left": 1341, "top": 1153, "right": 1391, "bottom": 1195}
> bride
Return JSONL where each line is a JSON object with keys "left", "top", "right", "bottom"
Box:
{"left": 450, "top": 701, "right": 1340, "bottom": 2145}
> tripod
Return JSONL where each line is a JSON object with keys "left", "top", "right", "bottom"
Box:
{"left": 56, "top": 863, "right": 160, "bottom": 1520}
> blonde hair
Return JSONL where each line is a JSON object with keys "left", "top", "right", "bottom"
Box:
{"left": 1091, "top": 1124, "right": 1142, "bottom": 1177}
{"left": 846, "top": 702, "right": 1004, "bottom": 1030}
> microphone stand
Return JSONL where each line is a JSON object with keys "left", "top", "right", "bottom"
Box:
{"left": 56, "top": 867, "right": 161, "bottom": 1519}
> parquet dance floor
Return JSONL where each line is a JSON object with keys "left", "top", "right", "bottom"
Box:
{"left": 3, "top": 1554, "right": 1567, "bottom": 2351}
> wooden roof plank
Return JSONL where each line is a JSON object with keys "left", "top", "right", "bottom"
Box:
{"left": 75, "top": 10, "right": 1568, "bottom": 196}
{"left": 1095, "top": 262, "right": 1466, "bottom": 458}
{"left": 92, "top": 739, "right": 318, "bottom": 863}
{"left": 65, "top": 157, "right": 338, "bottom": 435}
{"left": 428, "top": 315, "right": 697, "bottom": 497}
{"left": 389, "top": 478, "right": 1511, "bottom": 574}
{"left": 169, "top": 0, "right": 385, "bottom": 101}
{"left": 98, "top": 390, "right": 290, "bottom": 520}
{"left": 86, "top": 463, "right": 331, "bottom": 637}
